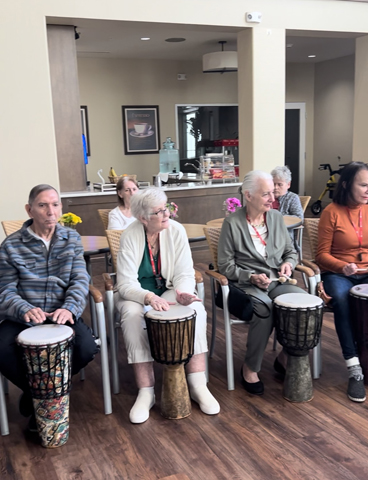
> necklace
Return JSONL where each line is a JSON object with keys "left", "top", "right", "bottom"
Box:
{"left": 250, "top": 221, "right": 265, "bottom": 228}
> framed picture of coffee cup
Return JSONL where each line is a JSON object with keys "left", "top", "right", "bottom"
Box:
{"left": 122, "top": 105, "right": 160, "bottom": 155}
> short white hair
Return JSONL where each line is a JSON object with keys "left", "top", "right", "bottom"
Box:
{"left": 271, "top": 165, "right": 292, "bottom": 183}
{"left": 130, "top": 187, "right": 167, "bottom": 220}
{"left": 241, "top": 170, "right": 273, "bottom": 197}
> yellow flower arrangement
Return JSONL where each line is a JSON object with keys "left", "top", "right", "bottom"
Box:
{"left": 59, "top": 212, "right": 82, "bottom": 228}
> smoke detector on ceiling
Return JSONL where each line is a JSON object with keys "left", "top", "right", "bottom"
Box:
{"left": 203, "top": 41, "right": 237, "bottom": 74}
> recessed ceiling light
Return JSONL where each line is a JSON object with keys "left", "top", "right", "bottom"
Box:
{"left": 165, "top": 38, "right": 186, "bottom": 43}
{"left": 308, "top": 55, "right": 316, "bottom": 58}
{"left": 141, "top": 37, "right": 150, "bottom": 41}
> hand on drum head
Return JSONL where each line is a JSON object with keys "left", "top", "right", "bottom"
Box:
{"left": 46, "top": 308, "right": 74, "bottom": 325}
{"left": 342, "top": 263, "right": 358, "bottom": 276}
{"left": 149, "top": 294, "right": 176, "bottom": 311}
{"left": 175, "top": 289, "right": 203, "bottom": 306}
{"left": 24, "top": 307, "right": 47, "bottom": 324}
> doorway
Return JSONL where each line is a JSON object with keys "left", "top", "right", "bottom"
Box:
{"left": 285, "top": 103, "right": 306, "bottom": 194}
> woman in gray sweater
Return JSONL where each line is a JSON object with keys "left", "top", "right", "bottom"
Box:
{"left": 218, "top": 170, "right": 306, "bottom": 396}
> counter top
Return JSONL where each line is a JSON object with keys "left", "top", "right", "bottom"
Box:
{"left": 61, "top": 179, "right": 241, "bottom": 198}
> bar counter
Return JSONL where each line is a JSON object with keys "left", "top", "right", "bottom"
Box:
{"left": 61, "top": 181, "right": 242, "bottom": 236}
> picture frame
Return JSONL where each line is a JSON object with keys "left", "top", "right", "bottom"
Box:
{"left": 122, "top": 105, "right": 160, "bottom": 155}
{"left": 80, "top": 106, "right": 91, "bottom": 156}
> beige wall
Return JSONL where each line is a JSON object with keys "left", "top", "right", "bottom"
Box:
{"left": 78, "top": 58, "right": 237, "bottom": 184}
{"left": 2, "top": 0, "right": 368, "bottom": 241}
{"left": 286, "top": 63, "right": 315, "bottom": 195}
{"left": 313, "top": 54, "right": 355, "bottom": 205}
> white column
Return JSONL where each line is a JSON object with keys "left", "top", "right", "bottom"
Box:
{"left": 237, "top": 28, "right": 286, "bottom": 178}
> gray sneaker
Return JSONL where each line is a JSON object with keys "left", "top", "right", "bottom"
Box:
{"left": 347, "top": 377, "right": 366, "bottom": 402}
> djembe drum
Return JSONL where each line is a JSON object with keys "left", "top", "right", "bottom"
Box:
{"left": 349, "top": 284, "right": 368, "bottom": 385}
{"left": 17, "top": 324, "right": 74, "bottom": 448}
{"left": 144, "top": 305, "right": 196, "bottom": 420}
{"left": 273, "top": 293, "right": 323, "bottom": 402}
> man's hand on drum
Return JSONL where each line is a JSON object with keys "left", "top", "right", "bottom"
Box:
{"left": 250, "top": 273, "right": 271, "bottom": 290}
{"left": 175, "top": 290, "right": 202, "bottom": 306}
{"left": 147, "top": 294, "right": 175, "bottom": 311}
{"left": 24, "top": 307, "right": 47, "bottom": 324}
{"left": 46, "top": 308, "right": 74, "bottom": 325}
{"left": 279, "top": 262, "right": 293, "bottom": 278}
{"left": 342, "top": 263, "right": 358, "bottom": 276}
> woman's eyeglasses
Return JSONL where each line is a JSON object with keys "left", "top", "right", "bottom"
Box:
{"left": 150, "top": 207, "right": 168, "bottom": 217}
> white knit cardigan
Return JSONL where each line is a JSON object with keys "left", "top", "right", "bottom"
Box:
{"left": 115, "top": 219, "right": 195, "bottom": 305}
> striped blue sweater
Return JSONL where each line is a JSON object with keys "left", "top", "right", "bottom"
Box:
{"left": 0, "top": 220, "right": 89, "bottom": 323}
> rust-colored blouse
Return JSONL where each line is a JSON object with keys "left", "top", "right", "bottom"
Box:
{"left": 316, "top": 202, "right": 368, "bottom": 273}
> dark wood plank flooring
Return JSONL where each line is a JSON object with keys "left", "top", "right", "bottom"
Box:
{"left": 1, "top": 236, "right": 368, "bottom": 480}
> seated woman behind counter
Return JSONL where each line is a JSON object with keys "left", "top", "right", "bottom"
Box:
{"left": 108, "top": 176, "right": 139, "bottom": 230}
{"left": 271, "top": 166, "right": 304, "bottom": 219}
{"left": 218, "top": 170, "right": 307, "bottom": 396}
{"left": 316, "top": 161, "right": 368, "bottom": 403}
{"left": 114, "top": 187, "right": 220, "bottom": 423}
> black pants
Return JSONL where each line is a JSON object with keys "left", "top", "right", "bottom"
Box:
{"left": 0, "top": 318, "right": 99, "bottom": 396}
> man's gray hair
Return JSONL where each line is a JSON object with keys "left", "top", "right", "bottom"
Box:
{"left": 28, "top": 184, "right": 59, "bottom": 205}
{"left": 131, "top": 187, "right": 168, "bottom": 220}
{"left": 241, "top": 170, "right": 273, "bottom": 197}
{"left": 271, "top": 165, "right": 292, "bottom": 183}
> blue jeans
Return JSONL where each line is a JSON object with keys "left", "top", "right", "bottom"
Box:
{"left": 322, "top": 272, "right": 368, "bottom": 359}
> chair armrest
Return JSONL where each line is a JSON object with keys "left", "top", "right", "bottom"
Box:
{"left": 194, "top": 269, "right": 203, "bottom": 284}
{"left": 89, "top": 285, "right": 104, "bottom": 303}
{"left": 300, "top": 259, "right": 320, "bottom": 275}
{"left": 205, "top": 269, "right": 228, "bottom": 286}
{"left": 102, "top": 273, "right": 114, "bottom": 291}
{"left": 295, "top": 263, "right": 315, "bottom": 278}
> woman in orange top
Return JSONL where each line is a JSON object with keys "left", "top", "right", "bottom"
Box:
{"left": 316, "top": 162, "right": 368, "bottom": 403}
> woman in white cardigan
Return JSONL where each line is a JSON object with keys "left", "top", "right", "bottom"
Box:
{"left": 114, "top": 187, "right": 219, "bottom": 423}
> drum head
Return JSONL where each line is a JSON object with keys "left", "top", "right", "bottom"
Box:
{"left": 274, "top": 293, "right": 323, "bottom": 309}
{"left": 350, "top": 284, "right": 368, "bottom": 298}
{"left": 17, "top": 324, "right": 74, "bottom": 346}
{"left": 145, "top": 304, "right": 195, "bottom": 321}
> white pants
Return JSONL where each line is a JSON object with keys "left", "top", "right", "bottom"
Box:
{"left": 114, "top": 289, "right": 208, "bottom": 364}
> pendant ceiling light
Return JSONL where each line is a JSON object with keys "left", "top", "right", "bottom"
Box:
{"left": 202, "top": 41, "right": 237, "bottom": 73}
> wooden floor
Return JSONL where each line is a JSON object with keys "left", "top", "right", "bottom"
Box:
{"left": 1, "top": 237, "right": 368, "bottom": 480}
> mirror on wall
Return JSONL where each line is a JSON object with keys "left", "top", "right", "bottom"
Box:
{"left": 176, "top": 104, "right": 239, "bottom": 171}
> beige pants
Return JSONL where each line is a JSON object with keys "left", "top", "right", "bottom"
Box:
{"left": 114, "top": 289, "right": 208, "bottom": 364}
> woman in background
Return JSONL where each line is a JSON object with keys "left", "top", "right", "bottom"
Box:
{"left": 108, "top": 176, "right": 139, "bottom": 230}
{"left": 316, "top": 161, "right": 368, "bottom": 403}
{"left": 271, "top": 166, "right": 304, "bottom": 219}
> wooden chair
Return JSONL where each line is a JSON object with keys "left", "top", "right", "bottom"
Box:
{"left": 1, "top": 220, "right": 25, "bottom": 236}
{"left": 103, "top": 229, "right": 205, "bottom": 395}
{"left": 299, "top": 196, "right": 311, "bottom": 213}
{"left": 97, "top": 209, "right": 111, "bottom": 231}
{"left": 203, "top": 226, "right": 320, "bottom": 390}
{"left": 0, "top": 284, "right": 112, "bottom": 436}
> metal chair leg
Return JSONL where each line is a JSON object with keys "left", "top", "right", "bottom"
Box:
{"left": 210, "top": 278, "right": 217, "bottom": 358}
{"left": 0, "top": 373, "right": 9, "bottom": 436}
{"left": 94, "top": 299, "right": 112, "bottom": 415}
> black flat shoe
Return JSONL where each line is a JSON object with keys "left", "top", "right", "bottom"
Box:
{"left": 274, "top": 357, "right": 286, "bottom": 377}
{"left": 240, "top": 367, "right": 264, "bottom": 395}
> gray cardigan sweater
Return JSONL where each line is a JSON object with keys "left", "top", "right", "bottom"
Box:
{"left": 217, "top": 207, "right": 298, "bottom": 286}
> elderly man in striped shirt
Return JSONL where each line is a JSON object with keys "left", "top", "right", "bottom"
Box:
{"left": 0, "top": 184, "right": 98, "bottom": 431}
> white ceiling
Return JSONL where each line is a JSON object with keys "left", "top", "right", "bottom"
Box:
{"left": 47, "top": 17, "right": 362, "bottom": 63}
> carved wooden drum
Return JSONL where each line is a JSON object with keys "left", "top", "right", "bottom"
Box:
{"left": 145, "top": 305, "right": 196, "bottom": 419}
{"left": 273, "top": 293, "right": 323, "bottom": 402}
{"left": 349, "top": 284, "right": 368, "bottom": 385}
{"left": 17, "top": 324, "right": 74, "bottom": 448}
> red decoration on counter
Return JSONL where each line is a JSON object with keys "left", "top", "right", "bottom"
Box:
{"left": 213, "top": 139, "right": 238, "bottom": 147}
